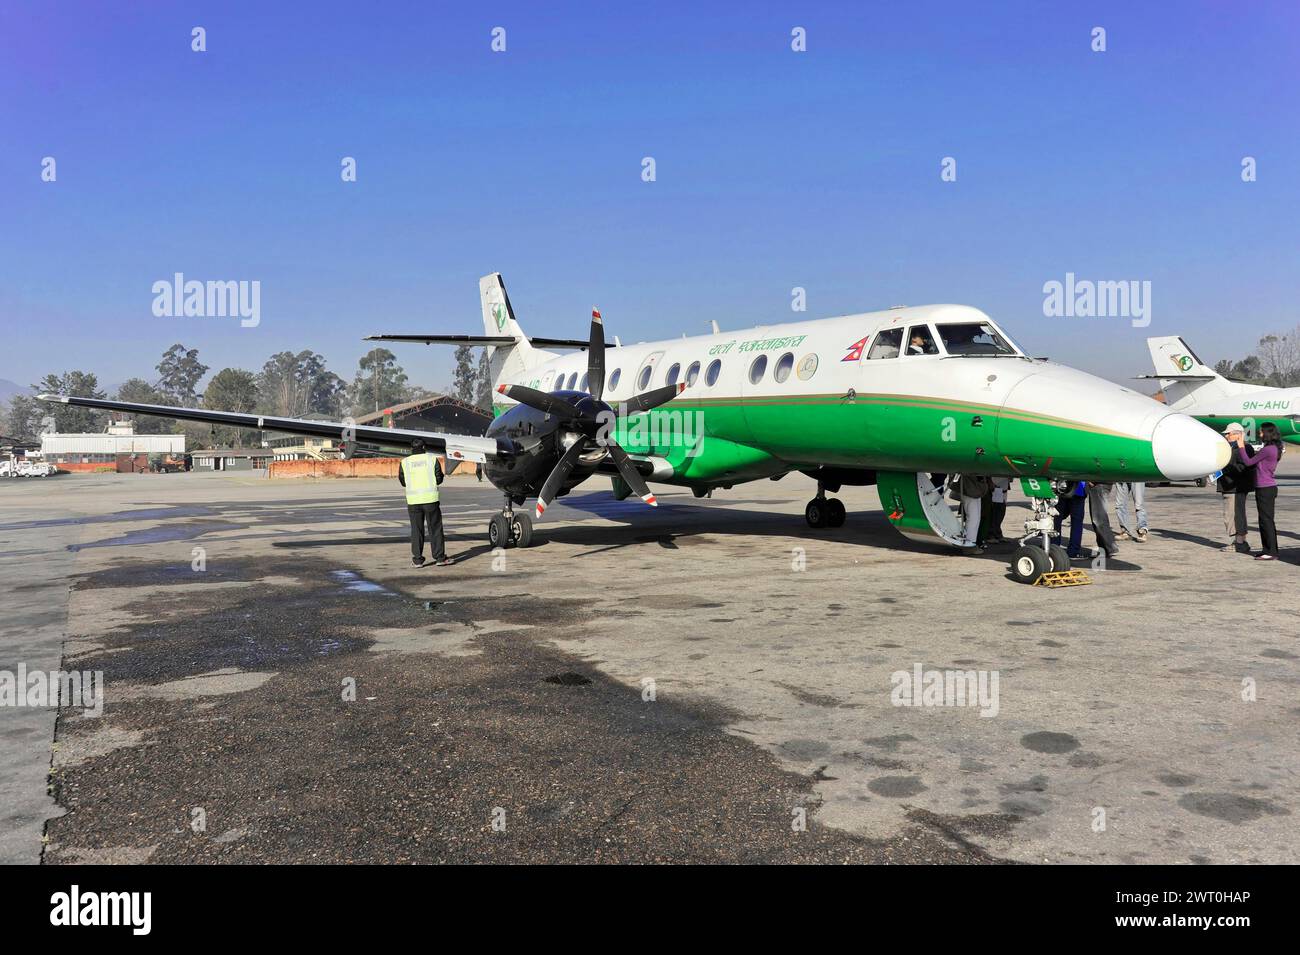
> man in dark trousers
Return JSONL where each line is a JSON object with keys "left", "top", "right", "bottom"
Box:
{"left": 1087, "top": 482, "right": 1119, "bottom": 561}
{"left": 399, "top": 439, "right": 451, "bottom": 567}
{"left": 1217, "top": 422, "right": 1254, "bottom": 553}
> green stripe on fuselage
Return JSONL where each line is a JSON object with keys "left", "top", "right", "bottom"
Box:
{"left": 608, "top": 395, "right": 1159, "bottom": 486}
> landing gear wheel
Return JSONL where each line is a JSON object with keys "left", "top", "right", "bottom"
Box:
{"left": 1011, "top": 544, "right": 1051, "bottom": 584}
{"left": 510, "top": 511, "right": 534, "bottom": 548}
{"left": 488, "top": 514, "right": 511, "bottom": 549}
{"left": 825, "top": 498, "right": 846, "bottom": 527}
{"left": 1047, "top": 542, "right": 1071, "bottom": 572}
{"left": 805, "top": 498, "right": 827, "bottom": 528}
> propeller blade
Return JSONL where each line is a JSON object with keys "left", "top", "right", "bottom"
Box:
{"left": 497, "top": 384, "right": 575, "bottom": 419}
{"left": 535, "top": 440, "right": 587, "bottom": 519}
{"left": 620, "top": 382, "right": 685, "bottom": 416}
{"left": 604, "top": 440, "right": 657, "bottom": 506}
{"left": 587, "top": 307, "right": 605, "bottom": 401}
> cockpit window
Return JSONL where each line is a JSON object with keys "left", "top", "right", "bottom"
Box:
{"left": 935, "top": 322, "right": 1017, "bottom": 356}
{"left": 904, "top": 325, "right": 939, "bottom": 356}
{"left": 866, "top": 328, "right": 903, "bottom": 359}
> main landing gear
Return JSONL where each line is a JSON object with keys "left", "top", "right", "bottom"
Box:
{"left": 1009, "top": 494, "right": 1069, "bottom": 584}
{"left": 487, "top": 496, "right": 534, "bottom": 549}
{"left": 805, "top": 483, "right": 846, "bottom": 528}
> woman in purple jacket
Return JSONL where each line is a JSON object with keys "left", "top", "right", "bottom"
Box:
{"left": 1232, "top": 423, "right": 1285, "bottom": 560}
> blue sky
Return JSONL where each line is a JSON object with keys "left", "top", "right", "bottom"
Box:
{"left": 2, "top": 0, "right": 1297, "bottom": 394}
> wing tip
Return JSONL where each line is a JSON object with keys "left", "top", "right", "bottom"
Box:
{"left": 37, "top": 393, "right": 66, "bottom": 403}
{"left": 643, "top": 494, "right": 657, "bottom": 506}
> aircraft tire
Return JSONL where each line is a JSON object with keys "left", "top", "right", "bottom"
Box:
{"left": 1011, "top": 544, "right": 1051, "bottom": 585}
{"left": 511, "top": 511, "right": 534, "bottom": 548}
{"left": 805, "top": 499, "right": 827, "bottom": 528}
{"left": 1047, "top": 543, "right": 1071, "bottom": 572}
{"left": 826, "top": 498, "right": 846, "bottom": 527}
{"left": 488, "top": 514, "right": 511, "bottom": 549}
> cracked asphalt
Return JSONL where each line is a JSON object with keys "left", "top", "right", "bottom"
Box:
{"left": 1, "top": 468, "right": 1296, "bottom": 863}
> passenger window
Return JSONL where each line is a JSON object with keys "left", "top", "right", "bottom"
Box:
{"left": 567, "top": 372, "right": 579, "bottom": 389}
{"left": 608, "top": 368, "right": 621, "bottom": 392}
{"left": 774, "top": 352, "right": 794, "bottom": 383}
{"left": 665, "top": 363, "right": 680, "bottom": 386}
{"left": 748, "top": 354, "right": 767, "bottom": 384}
{"left": 867, "top": 328, "right": 903, "bottom": 360}
{"left": 705, "top": 359, "right": 722, "bottom": 386}
{"left": 685, "top": 361, "right": 701, "bottom": 386}
{"left": 904, "top": 326, "right": 939, "bottom": 356}
{"left": 580, "top": 373, "right": 589, "bottom": 392}
{"left": 637, "top": 365, "right": 652, "bottom": 390}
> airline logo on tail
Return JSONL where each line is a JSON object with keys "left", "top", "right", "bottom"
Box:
{"left": 492, "top": 303, "right": 507, "bottom": 331}
{"left": 1170, "top": 354, "right": 1194, "bottom": 372}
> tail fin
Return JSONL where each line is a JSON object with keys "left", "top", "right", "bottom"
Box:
{"left": 479, "top": 273, "right": 546, "bottom": 402}
{"left": 1144, "top": 336, "right": 1263, "bottom": 409}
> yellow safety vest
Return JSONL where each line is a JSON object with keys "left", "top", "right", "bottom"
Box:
{"left": 400, "top": 453, "right": 440, "bottom": 505}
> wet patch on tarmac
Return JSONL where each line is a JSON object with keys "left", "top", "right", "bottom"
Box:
{"left": 45, "top": 554, "right": 1002, "bottom": 863}
{"left": 67, "top": 521, "right": 244, "bottom": 551}
{"left": 1020, "top": 731, "right": 1080, "bottom": 754}
{"left": 1176, "top": 792, "right": 1292, "bottom": 824}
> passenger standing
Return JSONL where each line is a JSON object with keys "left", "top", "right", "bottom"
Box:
{"left": 981, "top": 477, "right": 1011, "bottom": 544}
{"left": 1087, "top": 482, "right": 1119, "bottom": 560}
{"left": 399, "top": 439, "right": 451, "bottom": 567}
{"left": 1232, "top": 423, "right": 1284, "bottom": 561}
{"left": 1216, "top": 423, "right": 1253, "bottom": 553}
{"left": 1054, "top": 480, "right": 1087, "bottom": 558}
{"left": 1114, "top": 481, "right": 1149, "bottom": 542}
{"left": 955, "top": 474, "right": 991, "bottom": 551}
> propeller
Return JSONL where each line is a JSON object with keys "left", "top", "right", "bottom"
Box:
{"left": 497, "top": 306, "right": 686, "bottom": 518}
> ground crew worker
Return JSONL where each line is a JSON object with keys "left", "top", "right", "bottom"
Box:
{"left": 399, "top": 439, "right": 450, "bottom": 567}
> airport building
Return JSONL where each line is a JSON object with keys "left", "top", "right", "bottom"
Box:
{"left": 39, "top": 420, "right": 185, "bottom": 472}
{"left": 355, "top": 394, "right": 491, "bottom": 437}
{"left": 191, "top": 448, "right": 274, "bottom": 471}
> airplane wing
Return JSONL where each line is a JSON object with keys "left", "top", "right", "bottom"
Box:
{"left": 37, "top": 394, "right": 511, "bottom": 464}
{"left": 364, "top": 333, "right": 591, "bottom": 350}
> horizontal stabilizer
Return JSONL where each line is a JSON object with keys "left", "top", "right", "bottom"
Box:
{"left": 1133, "top": 374, "right": 1215, "bottom": 380}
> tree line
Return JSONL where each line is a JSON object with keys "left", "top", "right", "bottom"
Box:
{"left": 1214, "top": 327, "right": 1300, "bottom": 388}
{"left": 3, "top": 342, "right": 498, "bottom": 448}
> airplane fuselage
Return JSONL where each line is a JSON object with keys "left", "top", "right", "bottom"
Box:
{"left": 488, "top": 304, "right": 1226, "bottom": 499}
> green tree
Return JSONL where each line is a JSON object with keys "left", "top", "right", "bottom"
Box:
{"left": 32, "top": 371, "right": 106, "bottom": 433}
{"left": 475, "top": 348, "right": 493, "bottom": 410}
{"left": 348, "top": 348, "right": 409, "bottom": 415}
{"left": 115, "top": 378, "right": 172, "bottom": 433}
{"left": 4, "top": 394, "right": 42, "bottom": 441}
{"left": 203, "top": 368, "right": 259, "bottom": 446}
{"left": 257, "top": 351, "right": 346, "bottom": 417}
{"left": 452, "top": 344, "right": 477, "bottom": 402}
{"left": 156, "top": 344, "right": 209, "bottom": 402}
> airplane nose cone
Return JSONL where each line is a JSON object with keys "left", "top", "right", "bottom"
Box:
{"left": 1151, "top": 414, "right": 1231, "bottom": 481}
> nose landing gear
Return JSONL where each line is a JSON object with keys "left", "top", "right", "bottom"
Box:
{"left": 488, "top": 496, "right": 534, "bottom": 548}
{"left": 1009, "top": 493, "right": 1070, "bottom": 584}
{"left": 805, "top": 483, "right": 846, "bottom": 528}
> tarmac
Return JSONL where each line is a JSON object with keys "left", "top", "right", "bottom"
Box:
{"left": 1, "top": 467, "right": 1296, "bottom": 864}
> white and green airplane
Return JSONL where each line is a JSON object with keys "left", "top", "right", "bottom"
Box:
{"left": 1143, "top": 335, "right": 1300, "bottom": 445}
{"left": 42, "top": 273, "right": 1229, "bottom": 583}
